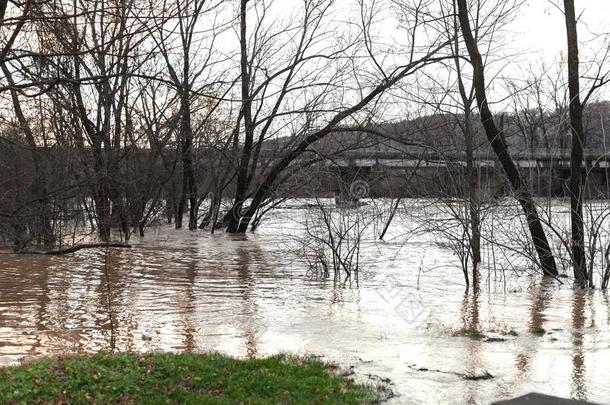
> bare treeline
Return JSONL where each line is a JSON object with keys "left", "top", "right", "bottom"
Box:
{"left": 0, "top": 0, "right": 609, "bottom": 287}
{"left": 0, "top": 0, "right": 448, "bottom": 243}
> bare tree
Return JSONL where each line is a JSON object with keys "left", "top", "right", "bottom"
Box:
{"left": 563, "top": 0, "right": 587, "bottom": 286}
{"left": 226, "top": 0, "right": 450, "bottom": 233}
{"left": 27, "top": 0, "right": 152, "bottom": 241}
{"left": 144, "top": 0, "right": 229, "bottom": 230}
{"left": 456, "top": 0, "right": 558, "bottom": 277}
{"left": 297, "top": 199, "right": 373, "bottom": 286}
{"left": 0, "top": 62, "right": 55, "bottom": 249}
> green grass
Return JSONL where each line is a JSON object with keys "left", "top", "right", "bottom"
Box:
{"left": 0, "top": 352, "right": 378, "bottom": 404}
{"left": 456, "top": 327, "right": 483, "bottom": 339}
{"left": 531, "top": 326, "right": 546, "bottom": 336}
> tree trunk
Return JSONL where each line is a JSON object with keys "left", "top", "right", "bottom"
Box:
{"left": 176, "top": 104, "right": 197, "bottom": 231}
{"left": 92, "top": 144, "right": 111, "bottom": 242}
{"left": 379, "top": 198, "right": 401, "bottom": 240}
{"left": 227, "top": 0, "right": 255, "bottom": 233}
{"left": 464, "top": 108, "right": 481, "bottom": 283}
{"left": 94, "top": 194, "right": 111, "bottom": 242}
{"left": 563, "top": 0, "right": 587, "bottom": 287}
{"left": 456, "top": 0, "right": 558, "bottom": 276}
{"left": 452, "top": 7, "right": 482, "bottom": 283}
{"left": 178, "top": 92, "right": 198, "bottom": 231}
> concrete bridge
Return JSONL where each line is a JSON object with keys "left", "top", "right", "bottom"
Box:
{"left": 330, "top": 149, "right": 610, "bottom": 170}
{"left": 310, "top": 147, "right": 610, "bottom": 200}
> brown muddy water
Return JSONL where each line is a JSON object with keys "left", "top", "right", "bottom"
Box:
{"left": 1, "top": 202, "right": 609, "bottom": 404}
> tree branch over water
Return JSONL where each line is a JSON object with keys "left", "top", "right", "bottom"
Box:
{"left": 17, "top": 243, "right": 132, "bottom": 256}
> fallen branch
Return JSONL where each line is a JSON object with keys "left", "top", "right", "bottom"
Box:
{"left": 407, "top": 364, "right": 494, "bottom": 381}
{"left": 18, "top": 243, "right": 132, "bottom": 255}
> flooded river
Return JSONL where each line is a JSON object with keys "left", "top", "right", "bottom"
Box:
{"left": 1, "top": 202, "right": 610, "bottom": 404}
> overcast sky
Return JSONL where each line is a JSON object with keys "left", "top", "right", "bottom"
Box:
{"left": 518, "top": 0, "right": 608, "bottom": 65}
{"left": 268, "top": 0, "right": 608, "bottom": 67}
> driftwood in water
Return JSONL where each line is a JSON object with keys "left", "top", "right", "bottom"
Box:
{"left": 407, "top": 364, "right": 494, "bottom": 381}
{"left": 19, "top": 243, "right": 132, "bottom": 256}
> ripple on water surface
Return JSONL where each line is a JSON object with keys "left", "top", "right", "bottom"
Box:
{"left": 1, "top": 212, "right": 610, "bottom": 404}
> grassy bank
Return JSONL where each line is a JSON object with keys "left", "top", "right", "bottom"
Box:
{"left": 0, "top": 352, "right": 378, "bottom": 404}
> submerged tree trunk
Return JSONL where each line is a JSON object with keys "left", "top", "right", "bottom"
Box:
{"left": 456, "top": 0, "right": 558, "bottom": 277}
{"left": 563, "top": 0, "right": 587, "bottom": 287}
{"left": 379, "top": 198, "right": 401, "bottom": 241}
{"left": 92, "top": 149, "right": 112, "bottom": 243}
{"left": 451, "top": 8, "right": 481, "bottom": 285}
{"left": 227, "top": 0, "right": 255, "bottom": 234}
{"left": 176, "top": 92, "right": 198, "bottom": 231}
{"left": 464, "top": 109, "right": 481, "bottom": 285}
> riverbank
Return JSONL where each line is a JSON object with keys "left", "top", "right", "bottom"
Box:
{"left": 0, "top": 352, "right": 378, "bottom": 404}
